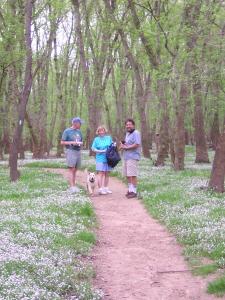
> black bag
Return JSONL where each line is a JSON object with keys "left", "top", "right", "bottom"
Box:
{"left": 106, "top": 143, "right": 121, "bottom": 168}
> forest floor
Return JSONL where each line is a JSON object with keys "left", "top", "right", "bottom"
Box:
{"left": 51, "top": 168, "right": 218, "bottom": 300}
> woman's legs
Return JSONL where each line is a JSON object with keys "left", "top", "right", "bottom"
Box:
{"left": 104, "top": 172, "right": 109, "bottom": 187}
{"left": 103, "top": 172, "right": 112, "bottom": 193}
{"left": 97, "top": 171, "right": 105, "bottom": 189}
{"left": 98, "top": 171, "right": 112, "bottom": 194}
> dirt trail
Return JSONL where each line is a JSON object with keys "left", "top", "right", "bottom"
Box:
{"left": 50, "top": 169, "right": 217, "bottom": 300}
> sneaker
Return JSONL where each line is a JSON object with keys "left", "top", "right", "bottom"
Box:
{"left": 104, "top": 187, "right": 112, "bottom": 194}
{"left": 126, "top": 192, "right": 137, "bottom": 199}
{"left": 98, "top": 188, "right": 107, "bottom": 195}
{"left": 126, "top": 191, "right": 131, "bottom": 197}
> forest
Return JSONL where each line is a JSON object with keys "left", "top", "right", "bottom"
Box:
{"left": 0, "top": 0, "right": 225, "bottom": 190}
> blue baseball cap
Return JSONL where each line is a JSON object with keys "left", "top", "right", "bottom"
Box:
{"left": 72, "top": 117, "right": 84, "bottom": 124}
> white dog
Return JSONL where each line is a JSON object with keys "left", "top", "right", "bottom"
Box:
{"left": 86, "top": 169, "right": 96, "bottom": 195}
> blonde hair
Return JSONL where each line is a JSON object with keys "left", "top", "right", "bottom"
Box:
{"left": 96, "top": 125, "right": 108, "bottom": 135}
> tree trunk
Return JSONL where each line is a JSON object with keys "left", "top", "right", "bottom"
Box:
{"left": 25, "top": 111, "right": 39, "bottom": 154}
{"left": 208, "top": 121, "right": 225, "bottom": 193}
{"left": 173, "top": 1, "right": 202, "bottom": 170}
{"left": 118, "top": 29, "right": 151, "bottom": 158}
{"left": 169, "top": 128, "right": 176, "bottom": 166}
{"left": 193, "top": 77, "right": 210, "bottom": 163}
{"left": 185, "top": 130, "right": 189, "bottom": 145}
{"left": 174, "top": 107, "right": 186, "bottom": 171}
{"left": 9, "top": 0, "right": 33, "bottom": 181}
{"left": 73, "top": 0, "right": 114, "bottom": 147}
{"left": 155, "top": 79, "right": 169, "bottom": 166}
{"left": 112, "top": 61, "right": 128, "bottom": 140}
{"left": 173, "top": 62, "right": 190, "bottom": 171}
{"left": 0, "top": 139, "right": 3, "bottom": 160}
{"left": 19, "top": 138, "right": 25, "bottom": 159}
{"left": 210, "top": 112, "right": 220, "bottom": 150}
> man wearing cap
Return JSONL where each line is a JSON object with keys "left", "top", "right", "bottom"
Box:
{"left": 61, "top": 117, "right": 83, "bottom": 193}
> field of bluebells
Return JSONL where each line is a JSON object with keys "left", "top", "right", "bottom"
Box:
{"left": 0, "top": 159, "right": 102, "bottom": 300}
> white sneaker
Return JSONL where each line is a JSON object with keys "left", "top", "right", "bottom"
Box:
{"left": 104, "top": 187, "right": 112, "bottom": 194}
{"left": 98, "top": 188, "right": 107, "bottom": 195}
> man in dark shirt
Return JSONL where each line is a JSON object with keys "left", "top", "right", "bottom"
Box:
{"left": 61, "top": 117, "right": 83, "bottom": 193}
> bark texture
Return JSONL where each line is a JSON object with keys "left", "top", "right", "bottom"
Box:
{"left": 9, "top": 0, "right": 33, "bottom": 181}
{"left": 208, "top": 121, "right": 225, "bottom": 193}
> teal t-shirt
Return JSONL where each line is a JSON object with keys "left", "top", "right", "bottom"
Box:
{"left": 61, "top": 128, "right": 83, "bottom": 151}
{"left": 91, "top": 135, "right": 112, "bottom": 163}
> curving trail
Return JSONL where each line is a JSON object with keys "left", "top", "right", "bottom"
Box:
{"left": 50, "top": 169, "right": 217, "bottom": 300}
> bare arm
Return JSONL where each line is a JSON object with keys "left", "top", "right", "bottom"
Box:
{"left": 91, "top": 148, "right": 106, "bottom": 153}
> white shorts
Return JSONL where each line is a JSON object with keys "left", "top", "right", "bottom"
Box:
{"left": 123, "top": 159, "right": 138, "bottom": 177}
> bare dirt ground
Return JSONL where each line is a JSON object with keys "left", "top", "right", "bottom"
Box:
{"left": 50, "top": 169, "right": 218, "bottom": 300}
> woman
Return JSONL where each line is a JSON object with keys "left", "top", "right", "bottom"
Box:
{"left": 91, "top": 126, "right": 113, "bottom": 195}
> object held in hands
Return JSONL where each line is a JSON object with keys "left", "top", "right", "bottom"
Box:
{"left": 106, "top": 143, "right": 121, "bottom": 167}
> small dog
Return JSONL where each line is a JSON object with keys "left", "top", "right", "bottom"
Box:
{"left": 85, "top": 169, "right": 96, "bottom": 195}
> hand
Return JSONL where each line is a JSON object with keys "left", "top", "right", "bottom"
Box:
{"left": 119, "top": 142, "right": 127, "bottom": 150}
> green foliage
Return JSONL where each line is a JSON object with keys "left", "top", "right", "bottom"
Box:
{"left": 193, "top": 264, "right": 218, "bottom": 276}
{"left": 207, "top": 277, "right": 225, "bottom": 296}
{"left": 0, "top": 166, "right": 101, "bottom": 299}
{"left": 24, "top": 161, "right": 65, "bottom": 169}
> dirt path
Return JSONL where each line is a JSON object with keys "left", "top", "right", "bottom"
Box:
{"left": 50, "top": 169, "right": 217, "bottom": 300}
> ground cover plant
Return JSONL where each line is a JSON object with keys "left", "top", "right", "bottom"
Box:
{"left": 82, "top": 148, "right": 225, "bottom": 297}
{"left": 136, "top": 150, "right": 225, "bottom": 297}
{"left": 0, "top": 165, "right": 102, "bottom": 300}
{"left": 8, "top": 147, "right": 225, "bottom": 297}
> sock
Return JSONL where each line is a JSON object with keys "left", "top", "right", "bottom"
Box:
{"left": 129, "top": 184, "right": 135, "bottom": 193}
{"left": 133, "top": 186, "right": 137, "bottom": 193}
{"left": 128, "top": 183, "right": 132, "bottom": 192}
{"left": 130, "top": 184, "right": 135, "bottom": 193}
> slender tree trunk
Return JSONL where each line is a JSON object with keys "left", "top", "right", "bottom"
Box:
{"left": 173, "top": 1, "right": 202, "bottom": 170}
{"left": 173, "top": 61, "right": 190, "bottom": 171}
{"left": 73, "top": 0, "right": 113, "bottom": 147}
{"left": 185, "top": 130, "right": 189, "bottom": 145}
{"left": 112, "top": 61, "right": 128, "bottom": 140}
{"left": 53, "top": 34, "right": 66, "bottom": 158}
{"left": 208, "top": 119, "right": 225, "bottom": 192}
{"left": 193, "top": 75, "right": 210, "bottom": 163}
{"left": 210, "top": 112, "right": 220, "bottom": 150}
{"left": 0, "top": 134, "right": 3, "bottom": 160}
{"left": 174, "top": 106, "right": 186, "bottom": 171}
{"left": 118, "top": 29, "right": 151, "bottom": 157}
{"left": 9, "top": 0, "right": 33, "bottom": 181}
{"left": 169, "top": 127, "right": 176, "bottom": 166}
{"left": 155, "top": 79, "right": 169, "bottom": 166}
